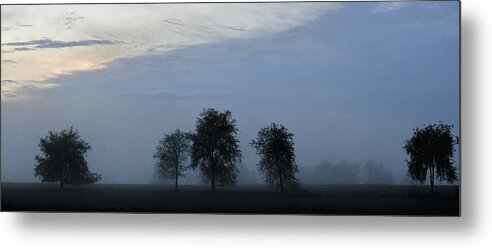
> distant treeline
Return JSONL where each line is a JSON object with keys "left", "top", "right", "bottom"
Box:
{"left": 298, "top": 160, "right": 394, "bottom": 185}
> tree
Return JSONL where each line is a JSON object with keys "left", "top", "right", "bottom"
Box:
{"left": 153, "top": 129, "right": 191, "bottom": 191}
{"left": 403, "top": 122, "right": 459, "bottom": 194}
{"left": 190, "top": 108, "right": 242, "bottom": 192}
{"left": 251, "top": 123, "right": 299, "bottom": 194}
{"left": 34, "top": 127, "right": 101, "bottom": 188}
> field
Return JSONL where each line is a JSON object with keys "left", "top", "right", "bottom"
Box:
{"left": 1, "top": 183, "right": 459, "bottom": 216}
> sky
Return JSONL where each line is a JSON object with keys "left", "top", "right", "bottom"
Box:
{"left": 1, "top": 2, "right": 460, "bottom": 184}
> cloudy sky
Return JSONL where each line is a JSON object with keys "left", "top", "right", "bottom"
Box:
{"left": 1, "top": 2, "right": 459, "bottom": 184}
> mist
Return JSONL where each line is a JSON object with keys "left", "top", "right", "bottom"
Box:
{"left": 1, "top": 2, "right": 459, "bottom": 186}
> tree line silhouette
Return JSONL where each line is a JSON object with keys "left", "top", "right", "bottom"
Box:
{"left": 33, "top": 108, "right": 459, "bottom": 194}
{"left": 298, "top": 160, "right": 395, "bottom": 185}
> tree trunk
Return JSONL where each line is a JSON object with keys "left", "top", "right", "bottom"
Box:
{"left": 60, "top": 164, "right": 65, "bottom": 189}
{"left": 279, "top": 174, "right": 284, "bottom": 195}
{"left": 211, "top": 175, "right": 216, "bottom": 192}
{"left": 277, "top": 162, "right": 284, "bottom": 195}
{"left": 211, "top": 160, "right": 216, "bottom": 192}
{"left": 430, "top": 167, "right": 434, "bottom": 195}
{"left": 175, "top": 174, "right": 178, "bottom": 192}
{"left": 175, "top": 156, "right": 179, "bottom": 192}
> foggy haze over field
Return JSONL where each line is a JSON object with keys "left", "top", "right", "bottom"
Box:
{"left": 1, "top": 2, "right": 459, "bottom": 185}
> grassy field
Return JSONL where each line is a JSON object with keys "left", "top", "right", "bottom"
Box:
{"left": 1, "top": 183, "right": 459, "bottom": 215}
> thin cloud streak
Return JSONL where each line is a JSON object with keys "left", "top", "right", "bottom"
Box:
{"left": 2, "top": 39, "right": 120, "bottom": 49}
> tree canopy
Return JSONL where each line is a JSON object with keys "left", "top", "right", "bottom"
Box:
{"left": 34, "top": 127, "right": 101, "bottom": 188}
{"left": 190, "top": 108, "right": 242, "bottom": 191}
{"left": 251, "top": 123, "right": 299, "bottom": 193}
{"left": 403, "top": 122, "right": 458, "bottom": 194}
{"left": 153, "top": 129, "right": 191, "bottom": 191}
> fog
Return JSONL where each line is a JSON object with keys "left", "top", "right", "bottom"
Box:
{"left": 297, "top": 160, "right": 395, "bottom": 185}
{"left": 1, "top": 2, "right": 459, "bottom": 185}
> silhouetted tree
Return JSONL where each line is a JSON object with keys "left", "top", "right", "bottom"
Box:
{"left": 153, "top": 129, "right": 191, "bottom": 191}
{"left": 251, "top": 123, "right": 299, "bottom": 194}
{"left": 403, "top": 123, "right": 458, "bottom": 194}
{"left": 363, "top": 161, "right": 394, "bottom": 184}
{"left": 34, "top": 127, "right": 101, "bottom": 188}
{"left": 190, "top": 108, "right": 242, "bottom": 192}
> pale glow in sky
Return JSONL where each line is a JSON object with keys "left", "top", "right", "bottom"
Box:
{"left": 1, "top": 3, "right": 341, "bottom": 100}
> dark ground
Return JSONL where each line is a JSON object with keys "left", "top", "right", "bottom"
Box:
{"left": 1, "top": 183, "right": 459, "bottom": 216}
